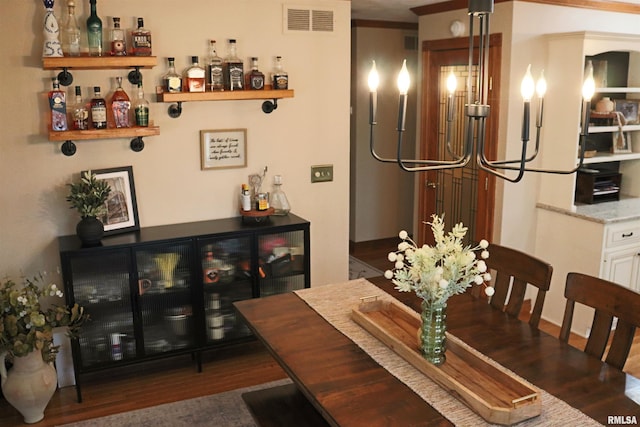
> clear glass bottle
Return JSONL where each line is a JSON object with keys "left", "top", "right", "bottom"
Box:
{"left": 49, "top": 78, "right": 68, "bottom": 131}
{"left": 270, "top": 175, "right": 290, "bottom": 215}
{"left": 223, "top": 39, "right": 244, "bottom": 91}
{"left": 69, "top": 85, "right": 89, "bottom": 130}
{"left": 183, "top": 56, "right": 206, "bottom": 92}
{"left": 86, "top": 0, "right": 103, "bottom": 56}
{"left": 246, "top": 57, "right": 265, "bottom": 90}
{"left": 133, "top": 82, "right": 150, "bottom": 127}
{"left": 109, "top": 17, "right": 127, "bottom": 56}
{"left": 163, "top": 57, "right": 182, "bottom": 93}
{"left": 111, "top": 77, "right": 131, "bottom": 128}
{"left": 207, "top": 40, "right": 224, "bottom": 91}
{"left": 61, "top": 0, "right": 80, "bottom": 56}
{"left": 131, "top": 17, "right": 152, "bottom": 56}
{"left": 90, "top": 86, "right": 107, "bottom": 129}
{"left": 272, "top": 56, "right": 288, "bottom": 90}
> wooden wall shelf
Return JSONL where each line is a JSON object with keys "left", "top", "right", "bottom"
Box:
{"left": 49, "top": 126, "right": 160, "bottom": 156}
{"left": 42, "top": 56, "right": 157, "bottom": 70}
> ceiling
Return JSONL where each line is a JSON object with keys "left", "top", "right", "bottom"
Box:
{"left": 350, "top": 0, "right": 441, "bottom": 23}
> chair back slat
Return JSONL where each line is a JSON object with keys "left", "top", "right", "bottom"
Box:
{"left": 561, "top": 272, "right": 640, "bottom": 370}
{"left": 485, "top": 244, "right": 553, "bottom": 329}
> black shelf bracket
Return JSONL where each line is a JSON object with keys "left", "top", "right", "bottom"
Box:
{"left": 168, "top": 102, "right": 183, "bottom": 118}
{"left": 262, "top": 99, "right": 279, "bottom": 114}
{"left": 130, "top": 136, "right": 145, "bottom": 152}
{"left": 61, "top": 140, "right": 77, "bottom": 156}
{"left": 128, "top": 67, "right": 143, "bottom": 85}
{"left": 57, "top": 68, "right": 74, "bottom": 86}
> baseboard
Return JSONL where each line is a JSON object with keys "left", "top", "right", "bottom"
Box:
{"left": 349, "top": 237, "right": 398, "bottom": 254}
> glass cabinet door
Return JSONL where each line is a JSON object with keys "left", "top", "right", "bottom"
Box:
{"left": 135, "top": 241, "right": 194, "bottom": 356}
{"left": 257, "top": 229, "right": 307, "bottom": 297}
{"left": 68, "top": 250, "right": 134, "bottom": 368}
{"left": 198, "top": 236, "right": 253, "bottom": 344}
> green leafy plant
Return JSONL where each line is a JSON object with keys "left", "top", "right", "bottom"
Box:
{"left": 385, "top": 214, "right": 493, "bottom": 304}
{"left": 0, "top": 273, "right": 88, "bottom": 362}
{"left": 66, "top": 171, "right": 111, "bottom": 218}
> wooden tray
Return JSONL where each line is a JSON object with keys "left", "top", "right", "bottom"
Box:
{"left": 351, "top": 298, "right": 541, "bottom": 426}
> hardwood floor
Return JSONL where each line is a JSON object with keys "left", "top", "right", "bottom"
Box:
{"left": 1, "top": 240, "right": 638, "bottom": 426}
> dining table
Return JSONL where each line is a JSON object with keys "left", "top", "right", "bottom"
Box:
{"left": 234, "top": 277, "right": 640, "bottom": 426}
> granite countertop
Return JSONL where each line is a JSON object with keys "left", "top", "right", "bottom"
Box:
{"left": 537, "top": 197, "right": 640, "bottom": 224}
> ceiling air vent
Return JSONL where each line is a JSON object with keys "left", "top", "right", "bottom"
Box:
{"left": 285, "top": 5, "right": 335, "bottom": 33}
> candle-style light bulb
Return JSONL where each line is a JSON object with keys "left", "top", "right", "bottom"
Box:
{"left": 368, "top": 60, "right": 379, "bottom": 93}
{"left": 521, "top": 64, "right": 535, "bottom": 102}
{"left": 397, "top": 59, "right": 410, "bottom": 95}
{"left": 446, "top": 71, "right": 457, "bottom": 95}
{"left": 536, "top": 70, "right": 546, "bottom": 98}
{"left": 582, "top": 60, "right": 595, "bottom": 101}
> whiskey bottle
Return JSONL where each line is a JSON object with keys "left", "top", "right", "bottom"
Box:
{"left": 69, "top": 86, "right": 89, "bottom": 130}
{"left": 86, "top": 0, "right": 102, "bottom": 56}
{"left": 61, "top": 0, "right": 80, "bottom": 56}
{"left": 90, "top": 86, "right": 107, "bottom": 129}
{"left": 162, "top": 57, "right": 182, "bottom": 93}
{"left": 183, "top": 56, "right": 206, "bottom": 93}
{"left": 272, "top": 56, "right": 288, "bottom": 90}
{"left": 223, "top": 39, "right": 244, "bottom": 91}
{"left": 109, "top": 17, "right": 127, "bottom": 56}
{"left": 133, "top": 83, "right": 150, "bottom": 127}
{"left": 207, "top": 40, "right": 224, "bottom": 91}
{"left": 131, "top": 18, "right": 152, "bottom": 56}
{"left": 110, "top": 77, "right": 131, "bottom": 128}
{"left": 270, "top": 175, "right": 290, "bottom": 215}
{"left": 49, "top": 78, "right": 68, "bottom": 131}
{"left": 246, "top": 57, "right": 265, "bottom": 90}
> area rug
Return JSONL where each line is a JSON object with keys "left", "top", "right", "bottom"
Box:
{"left": 58, "top": 378, "right": 292, "bottom": 427}
{"left": 348, "top": 255, "right": 383, "bottom": 279}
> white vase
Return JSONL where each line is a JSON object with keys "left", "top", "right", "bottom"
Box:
{"left": 0, "top": 350, "right": 58, "bottom": 424}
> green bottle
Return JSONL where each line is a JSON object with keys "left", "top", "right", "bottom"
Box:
{"left": 87, "top": 0, "right": 102, "bottom": 56}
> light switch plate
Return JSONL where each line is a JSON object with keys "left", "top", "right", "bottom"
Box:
{"left": 311, "top": 164, "right": 333, "bottom": 183}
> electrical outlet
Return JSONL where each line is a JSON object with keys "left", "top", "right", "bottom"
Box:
{"left": 311, "top": 164, "right": 333, "bottom": 183}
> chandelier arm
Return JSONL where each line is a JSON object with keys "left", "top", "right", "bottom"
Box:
{"left": 481, "top": 124, "right": 543, "bottom": 166}
{"left": 397, "top": 128, "right": 471, "bottom": 171}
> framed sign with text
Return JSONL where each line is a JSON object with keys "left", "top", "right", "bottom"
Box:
{"left": 200, "top": 128, "right": 247, "bottom": 170}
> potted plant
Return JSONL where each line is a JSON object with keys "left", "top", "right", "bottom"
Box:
{"left": 0, "top": 273, "right": 88, "bottom": 423}
{"left": 66, "top": 170, "right": 111, "bottom": 246}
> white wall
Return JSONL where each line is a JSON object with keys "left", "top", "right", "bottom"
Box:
{"left": 0, "top": 1, "right": 351, "bottom": 287}
{"left": 350, "top": 25, "right": 416, "bottom": 243}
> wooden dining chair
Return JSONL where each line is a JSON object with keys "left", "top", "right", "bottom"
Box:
{"left": 483, "top": 243, "right": 553, "bottom": 329}
{"left": 560, "top": 272, "right": 640, "bottom": 371}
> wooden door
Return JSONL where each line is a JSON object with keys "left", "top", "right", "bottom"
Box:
{"left": 417, "top": 35, "right": 501, "bottom": 245}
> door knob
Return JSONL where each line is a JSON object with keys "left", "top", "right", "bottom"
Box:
{"left": 426, "top": 181, "right": 437, "bottom": 189}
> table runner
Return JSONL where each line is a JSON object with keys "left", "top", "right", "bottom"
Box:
{"left": 295, "top": 278, "right": 601, "bottom": 426}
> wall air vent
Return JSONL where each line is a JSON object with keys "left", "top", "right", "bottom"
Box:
{"left": 284, "top": 5, "right": 335, "bottom": 33}
{"left": 404, "top": 35, "right": 418, "bottom": 51}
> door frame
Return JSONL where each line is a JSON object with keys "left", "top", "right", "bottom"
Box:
{"left": 417, "top": 34, "right": 502, "bottom": 244}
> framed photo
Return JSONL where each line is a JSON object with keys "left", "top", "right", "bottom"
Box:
{"left": 612, "top": 130, "right": 632, "bottom": 154}
{"left": 200, "top": 129, "right": 247, "bottom": 170}
{"left": 614, "top": 100, "right": 639, "bottom": 125}
{"left": 87, "top": 166, "right": 140, "bottom": 235}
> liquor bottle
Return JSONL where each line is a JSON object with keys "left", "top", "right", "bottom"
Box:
{"left": 183, "top": 56, "right": 206, "bottom": 93}
{"left": 272, "top": 56, "right": 289, "bottom": 90}
{"left": 109, "top": 17, "right": 127, "bottom": 56}
{"left": 61, "top": 0, "right": 80, "bottom": 56}
{"left": 207, "top": 40, "right": 224, "bottom": 91}
{"left": 86, "top": 0, "right": 102, "bottom": 56}
{"left": 48, "top": 78, "right": 67, "bottom": 131}
{"left": 270, "top": 175, "right": 291, "bottom": 215}
{"left": 246, "top": 57, "right": 265, "bottom": 90}
{"left": 202, "top": 251, "right": 220, "bottom": 284}
{"left": 223, "top": 39, "right": 244, "bottom": 91}
{"left": 69, "top": 85, "right": 89, "bottom": 130}
{"left": 133, "top": 82, "right": 150, "bottom": 127}
{"left": 110, "top": 77, "right": 131, "bottom": 128}
{"left": 131, "top": 17, "right": 152, "bottom": 56}
{"left": 162, "top": 57, "right": 182, "bottom": 93}
{"left": 42, "top": 0, "right": 63, "bottom": 57}
{"left": 90, "top": 86, "right": 107, "bottom": 129}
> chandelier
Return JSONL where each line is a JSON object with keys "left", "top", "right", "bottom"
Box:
{"left": 368, "top": 0, "right": 593, "bottom": 183}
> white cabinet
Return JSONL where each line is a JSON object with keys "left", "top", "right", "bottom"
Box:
{"left": 602, "top": 247, "right": 640, "bottom": 290}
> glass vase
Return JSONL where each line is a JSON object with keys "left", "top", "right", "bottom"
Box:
{"left": 420, "top": 299, "right": 447, "bottom": 365}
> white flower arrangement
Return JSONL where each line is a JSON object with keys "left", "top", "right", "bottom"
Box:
{"left": 384, "top": 214, "right": 493, "bottom": 305}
